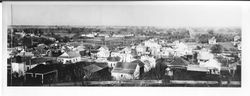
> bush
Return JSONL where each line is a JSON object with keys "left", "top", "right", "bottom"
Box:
{"left": 210, "top": 44, "right": 223, "bottom": 54}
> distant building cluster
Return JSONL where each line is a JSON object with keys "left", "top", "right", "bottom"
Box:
{"left": 7, "top": 27, "right": 241, "bottom": 86}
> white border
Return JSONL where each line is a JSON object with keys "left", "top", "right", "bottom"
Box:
{"left": 1, "top": 1, "right": 250, "bottom": 96}
{"left": 2, "top": 1, "right": 250, "bottom": 5}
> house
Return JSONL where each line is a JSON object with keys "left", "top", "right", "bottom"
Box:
{"left": 61, "top": 46, "right": 71, "bottom": 53}
{"left": 25, "top": 64, "right": 59, "bottom": 85}
{"left": 11, "top": 62, "right": 25, "bottom": 76}
{"left": 135, "top": 44, "right": 146, "bottom": 56}
{"left": 73, "top": 45, "right": 86, "bottom": 52}
{"left": 168, "top": 57, "right": 190, "bottom": 68}
{"left": 15, "top": 31, "right": 26, "bottom": 38}
{"left": 17, "top": 50, "right": 34, "bottom": 57}
{"left": 98, "top": 33, "right": 110, "bottom": 38}
{"left": 107, "top": 57, "right": 121, "bottom": 68}
{"left": 208, "top": 37, "right": 217, "bottom": 44}
{"left": 120, "top": 47, "right": 132, "bottom": 54}
{"left": 174, "top": 42, "right": 190, "bottom": 56}
{"left": 237, "top": 43, "right": 241, "bottom": 51}
{"left": 81, "top": 33, "right": 95, "bottom": 37}
{"left": 111, "top": 62, "right": 141, "bottom": 80}
{"left": 143, "top": 40, "right": 161, "bottom": 56}
{"left": 140, "top": 55, "right": 156, "bottom": 69}
{"left": 57, "top": 51, "right": 81, "bottom": 64}
{"left": 25, "top": 57, "right": 54, "bottom": 70}
{"left": 90, "top": 50, "right": 99, "bottom": 59}
{"left": 131, "top": 60, "right": 145, "bottom": 79}
{"left": 83, "top": 62, "right": 111, "bottom": 81}
{"left": 234, "top": 35, "right": 241, "bottom": 42}
{"left": 197, "top": 49, "right": 221, "bottom": 73}
{"left": 110, "top": 51, "right": 121, "bottom": 57}
{"left": 159, "top": 47, "right": 174, "bottom": 58}
{"left": 7, "top": 48, "right": 17, "bottom": 58}
{"left": 96, "top": 46, "right": 110, "bottom": 58}
{"left": 120, "top": 53, "right": 135, "bottom": 62}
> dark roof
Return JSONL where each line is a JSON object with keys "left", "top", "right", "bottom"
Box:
{"left": 31, "top": 57, "right": 51, "bottom": 64}
{"left": 131, "top": 60, "right": 145, "bottom": 67}
{"left": 107, "top": 57, "right": 120, "bottom": 62}
{"left": 83, "top": 64, "right": 103, "bottom": 73}
{"left": 24, "top": 57, "right": 54, "bottom": 65}
{"left": 90, "top": 50, "right": 99, "bottom": 53}
{"left": 112, "top": 62, "right": 138, "bottom": 74}
{"left": 26, "top": 64, "right": 58, "bottom": 74}
{"left": 94, "top": 62, "right": 108, "bottom": 68}
{"left": 83, "top": 62, "right": 108, "bottom": 73}
{"left": 169, "top": 57, "right": 190, "bottom": 67}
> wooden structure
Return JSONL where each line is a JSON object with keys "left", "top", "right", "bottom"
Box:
{"left": 25, "top": 64, "right": 58, "bottom": 85}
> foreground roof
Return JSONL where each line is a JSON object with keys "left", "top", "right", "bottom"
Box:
{"left": 169, "top": 57, "right": 190, "bottom": 67}
{"left": 26, "top": 64, "right": 59, "bottom": 74}
{"left": 83, "top": 62, "right": 108, "bottom": 73}
{"left": 112, "top": 62, "right": 138, "bottom": 74}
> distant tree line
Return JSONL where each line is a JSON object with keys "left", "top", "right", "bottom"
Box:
{"left": 8, "top": 27, "right": 240, "bottom": 45}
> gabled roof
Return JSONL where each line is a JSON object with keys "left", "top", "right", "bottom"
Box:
{"left": 112, "top": 62, "right": 138, "bottom": 74}
{"left": 83, "top": 62, "right": 108, "bottom": 73}
{"left": 58, "top": 51, "right": 81, "bottom": 58}
{"left": 169, "top": 57, "right": 190, "bottom": 67}
{"left": 75, "top": 46, "right": 86, "bottom": 50}
{"left": 83, "top": 64, "right": 103, "bottom": 73}
{"left": 26, "top": 64, "right": 58, "bottom": 74}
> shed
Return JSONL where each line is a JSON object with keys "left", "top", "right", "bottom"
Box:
{"left": 25, "top": 64, "right": 58, "bottom": 85}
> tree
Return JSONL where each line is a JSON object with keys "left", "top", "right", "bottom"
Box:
{"left": 210, "top": 44, "right": 223, "bottom": 54}
{"left": 197, "top": 34, "right": 211, "bottom": 43}
{"left": 208, "top": 29, "right": 214, "bottom": 36}
{"left": 22, "top": 35, "right": 32, "bottom": 48}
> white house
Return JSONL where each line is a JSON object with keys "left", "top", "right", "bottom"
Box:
{"left": 208, "top": 37, "right": 217, "bottom": 44}
{"left": 98, "top": 33, "right": 110, "bottom": 37}
{"left": 120, "top": 47, "right": 132, "bottom": 54}
{"left": 17, "top": 50, "right": 34, "bottom": 57}
{"left": 234, "top": 35, "right": 241, "bottom": 42}
{"left": 57, "top": 51, "right": 81, "bottom": 64}
{"left": 140, "top": 55, "right": 156, "bottom": 69}
{"left": 111, "top": 61, "right": 143, "bottom": 80}
{"left": 159, "top": 47, "right": 174, "bottom": 58}
{"left": 135, "top": 44, "right": 146, "bottom": 56}
{"left": 174, "top": 42, "right": 191, "bottom": 56}
{"left": 237, "top": 43, "right": 241, "bottom": 50}
{"left": 110, "top": 51, "right": 121, "bottom": 57}
{"left": 96, "top": 46, "right": 110, "bottom": 58}
{"left": 106, "top": 57, "right": 121, "bottom": 68}
{"left": 11, "top": 62, "right": 25, "bottom": 76}
{"left": 143, "top": 40, "right": 161, "bottom": 56}
{"left": 197, "top": 49, "right": 221, "bottom": 73}
{"left": 112, "top": 34, "right": 124, "bottom": 37}
{"left": 120, "top": 53, "right": 135, "bottom": 62}
{"left": 81, "top": 33, "right": 97, "bottom": 37}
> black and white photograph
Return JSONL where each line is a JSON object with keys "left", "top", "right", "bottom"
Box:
{"left": 3, "top": 1, "right": 245, "bottom": 87}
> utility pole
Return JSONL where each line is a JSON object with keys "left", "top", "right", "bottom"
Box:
{"left": 10, "top": 4, "right": 13, "bottom": 86}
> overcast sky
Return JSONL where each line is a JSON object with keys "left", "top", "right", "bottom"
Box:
{"left": 9, "top": 4, "right": 241, "bottom": 27}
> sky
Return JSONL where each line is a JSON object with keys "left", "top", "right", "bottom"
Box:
{"left": 9, "top": 4, "right": 242, "bottom": 27}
